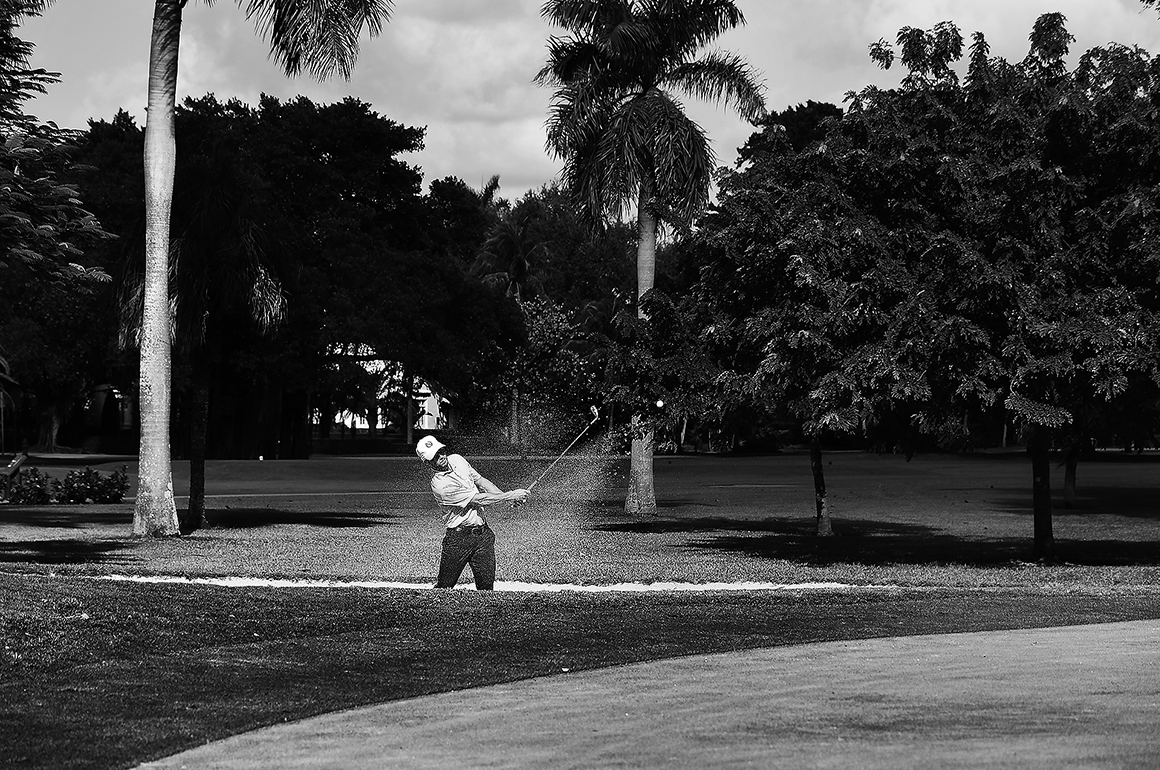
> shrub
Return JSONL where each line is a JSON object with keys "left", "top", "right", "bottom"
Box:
{"left": 3, "top": 466, "right": 54, "bottom": 504}
{"left": 1, "top": 465, "right": 130, "bottom": 505}
{"left": 53, "top": 466, "right": 130, "bottom": 504}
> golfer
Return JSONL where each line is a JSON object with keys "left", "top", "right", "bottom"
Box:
{"left": 416, "top": 435, "right": 529, "bottom": 590}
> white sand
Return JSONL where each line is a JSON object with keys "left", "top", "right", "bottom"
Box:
{"left": 96, "top": 574, "right": 888, "bottom": 592}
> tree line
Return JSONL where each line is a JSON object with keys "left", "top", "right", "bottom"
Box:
{"left": 3, "top": 2, "right": 1159, "bottom": 561}
{"left": 677, "top": 14, "right": 1160, "bottom": 559}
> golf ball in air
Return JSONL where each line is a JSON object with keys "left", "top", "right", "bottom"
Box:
{"left": 656, "top": 400, "right": 664, "bottom": 408}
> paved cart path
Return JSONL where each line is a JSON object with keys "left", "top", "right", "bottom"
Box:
{"left": 137, "top": 619, "right": 1160, "bottom": 769}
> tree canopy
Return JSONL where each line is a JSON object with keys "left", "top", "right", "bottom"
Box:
{"left": 693, "top": 13, "right": 1160, "bottom": 557}
{"left": 0, "top": 2, "right": 108, "bottom": 283}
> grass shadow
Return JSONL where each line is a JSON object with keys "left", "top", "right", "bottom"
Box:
{"left": 0, "top": 507, "right": 132, "bottom": 529}
{"left": 594, "top": 515, "right": 1160, "bottom": 567}
{"left": 0, "top": 538, "right": 136, "bottom": 565}
{"left": 201, "top": 508, "right": 389, "bottom": 530}
{"left": 993, "top": 487, "right": 1160, "bottom": 520}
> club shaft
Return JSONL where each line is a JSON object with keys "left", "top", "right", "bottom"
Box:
{"left": 527, "top": 417, "right": 598, "bottom": 492}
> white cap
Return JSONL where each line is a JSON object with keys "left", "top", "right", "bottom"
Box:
{"left": 415, "top": 435, "right": 445, "bottom": 461}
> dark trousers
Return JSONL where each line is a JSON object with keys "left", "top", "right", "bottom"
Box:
{"left": 435, "top": 524, "right": 496, "bottom": 590}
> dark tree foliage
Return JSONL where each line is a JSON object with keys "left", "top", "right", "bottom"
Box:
{"left": 512, "top": 183, "right": 637, "bottom": 311}
{"left": 236, "top": 96, "right": 524, "bottom": 455}
{"left": 72, "top": 94, "right": 524, "bottom": 460}
{"left": 694, "top": 14, "right": 1160, "bottom": 558}
{"left": 460, "top": 183, "right": 640, "bottom": 448}
{"left": 426, "top": 176, "right": 501, "bottom": 267}
{"left": 739, "top": 100, "right": 843, "bottom": 160}
{"left": 0, "top": 2, "right": 108, "bottom": 281}
{"left": 0, "top": 3, "right": 114, "bottom": 451}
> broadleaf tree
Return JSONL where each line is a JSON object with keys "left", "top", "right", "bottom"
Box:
{"left": 1, "top": 0, "right": 109, "bottom": 282}
{"left": 696, "top": 14, "right": 1160, "bottom": 559}
{"left": 1, "top": 1, "right": 113, "bottom": 451}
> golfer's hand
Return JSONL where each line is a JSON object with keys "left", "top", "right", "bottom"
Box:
{"left": 508, "top": 488, "right": 530, "bottom": 505}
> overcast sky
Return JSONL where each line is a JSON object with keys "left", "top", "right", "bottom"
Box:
{"left": 22, "top": 0, "right": 1160, "bottom": 202}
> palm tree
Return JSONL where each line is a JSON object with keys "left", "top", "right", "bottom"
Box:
{"left": 536, "top": 0, "right": 765, "bottom": 515}
{"left": 473, "top": 214, "right": 546, "bottom": 302}
{"left": 120, "top": 132, "right": 286, "bottom": 532}
{"left": 135, "top": 0, "right": 392, "bottom": 537}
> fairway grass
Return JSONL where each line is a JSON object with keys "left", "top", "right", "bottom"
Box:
{"left": 2, "top": 450, "right": 1158, "bottom": 769}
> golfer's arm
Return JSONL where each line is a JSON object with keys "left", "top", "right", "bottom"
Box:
{"left": 471, "top": 477, "right": 524, "bottom": 506}
{"left": 470, "top": 490, "right": 522, "bottom": 506}
{"left": 476, "top": 476, "right": 503, "bottom": 495}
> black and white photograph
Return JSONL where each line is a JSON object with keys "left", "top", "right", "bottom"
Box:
{"left": 3, "top": 1, "right": 1159, "bottom": 768}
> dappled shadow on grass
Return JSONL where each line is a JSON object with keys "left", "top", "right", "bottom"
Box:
{"left": 201, "top": 508, "right": 388, "bottom": 530}
{"left": 593, "top": 515, "right": 1160, "bottom": 567}
{"left": 0, "top": 538, "right": 135, "bottom": 565}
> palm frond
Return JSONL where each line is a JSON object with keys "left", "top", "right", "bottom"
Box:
{"left": 536, "top": 36, "right": 609, "bottom": 86}
{"left": 238, "top": 0, "right": 392, "bottom": 80}
{"left": 542, "top": 78, "right": 615, "bottom": 157}
{"left": 479, "top": 174, "right": 502, "bottom": 206}
{"left": 605, "top": 18, "right": 656, "bottom": 63}
{"left": 664, "top": 50, "right": 766, "bottom": 122}
{"left": 642, "top": 0, "right": 745, "bottom": 59}
{"left": 559, "top": 132, "right": 622, "bottom": 224}
{"left": 602, "top": 89, "right": 713, "bottom": 224}
{"left": 541, "top": 0, "right": 632, "bottom": 36}
{"left": 248, "top": 263, "right": 286, "bottom": 331}
{"left": 538, "top": 0, "right": 758, "bottom": 229}
{"left": 0, "top": 348, "right": 16, "bottom": 388}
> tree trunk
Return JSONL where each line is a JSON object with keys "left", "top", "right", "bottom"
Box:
{"left": 184, "top": 360, "right": 209, "bottom": 532}
{"left": 35, "top": 402, "right": 63, "bottom": 453}
{"left": 317, "top": 393, "right": 332, "bottom": 440}
{"left": 810, "top": 432, "right": 834, "bottom": 537}
{"left": 1030, "top": 425, "right": 1055, "bottom": 563}
{"left": 404, "top": 367, "right": 414, "bottom": 447}
{"left": 134, "top": 0, "right": 181, "bottom": 538}
{"left": 626, "top": 183, "right": 658, "bottom": 516}
{"left": 625, "top": 414, "right": 657, "bottom": 516}
{"left": 278, "top": 389, "right": 310, "bottom": 459}
{"left": 1063, "top": 442, "right": 1079, "bottom": 509}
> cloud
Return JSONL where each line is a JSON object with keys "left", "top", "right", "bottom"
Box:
{"left": 397, "top": 0, "right": 528, "bottom": 25}
{"left": 374, "top": 12, "right": 548, "bottom": 123}
{"left": 22, "top": 0, "right": 1160, "bottom": 202}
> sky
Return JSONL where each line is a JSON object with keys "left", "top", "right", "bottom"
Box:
{"left": 21, "top": 0, "right": 1160, "bottom": 203}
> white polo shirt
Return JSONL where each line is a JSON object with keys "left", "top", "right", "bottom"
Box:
{"left": 430, "top": 454, "right": 487, "bottom": 529}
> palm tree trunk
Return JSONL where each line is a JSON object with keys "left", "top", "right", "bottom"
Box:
{"left": 134, "top": 0, "right": 182, "bottom": 537}
{"left": 625, "top": 184, "right": 658, "bottom": 516}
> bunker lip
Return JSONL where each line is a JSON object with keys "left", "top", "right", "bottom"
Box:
{"left": 93, "top": 574, "right": 892, "bottom": 592}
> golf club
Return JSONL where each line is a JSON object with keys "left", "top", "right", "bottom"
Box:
{"left": 526, "top": 405, "right": 600, "bottom": 493}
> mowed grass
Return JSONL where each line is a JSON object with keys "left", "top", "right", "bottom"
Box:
{"left": 2, "top": 449, "right": 1159, "bottom": 770}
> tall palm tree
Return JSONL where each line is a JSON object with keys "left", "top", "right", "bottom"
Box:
{"left": 136, "top": 0, "right": 392, "bottom": 537}
{"left": 536, "top": 0, "right": 765, "bottom": 515}
{"left": 120, "top": 134, "right": 286, "bottom": 532}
